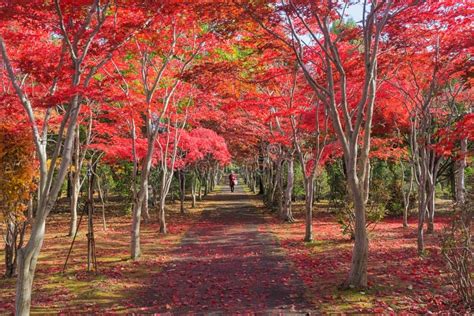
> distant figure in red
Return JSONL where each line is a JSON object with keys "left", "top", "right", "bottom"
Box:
{"left": 229, "top": 172, "right": 237, "bottom": 192}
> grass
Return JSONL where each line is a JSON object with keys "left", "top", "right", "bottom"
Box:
{"left": 0, "top": 192, "right": 215, "bottom": 314}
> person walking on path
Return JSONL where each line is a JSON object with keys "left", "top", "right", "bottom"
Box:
{"left": 229, "top": 172, "right": 237, "bottom": 192}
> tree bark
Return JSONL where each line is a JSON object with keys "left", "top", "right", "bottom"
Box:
{"left": 142, "top": 179, "right": 150, "bottom": 223}
{"left": 252, "top": 171, "right": 258, "bottom": 193}
{"left": 198, "top": 176, "right": 202, "bottom": 201}
{"left": 204, "top": 172, "right": 209, "bottom": 196}
{"left": 5, "top": 220, "right": 16, "bottom": 277}
{"left": 345, "top": 176, "right": 369, "bottom": 288}
{"left": 68, "top": 175, "right": 80, "bottom": 237}
{"left": 68, "top": 128, "right": 81, "bottom": 237}
{"left": 303, "top": 178, "right": 315, "bottom": 242}
{"left": 417, "top": 173, "right": 427, "bottom": 254}
{"left": 455, "top": 138, "right": 467, "bottom": 204}
{"left": 159, "top": 196, "right": 167, "bottom": 234}
{"left": 179, "top": 170, "right": 186, "bottom": 214}
{"left": 426, "top": 182, "right": 435, "bottom": 234}
{"left": 15, "top": 219, "right": 46, "bottom": 315}
{"left": 210, "top": 167, "right": 215, "bottom": 192}
{"left": 401, "top": 161, "right": 414, "bottom": 228}
{"left": 191, "top": 173, "right": 196, "bottom": 208}
{"left": 131, "top": 146, "right": 154, "bottom": 259}
{"left": 282, "top": 158, "right": 295, "bottom": 222}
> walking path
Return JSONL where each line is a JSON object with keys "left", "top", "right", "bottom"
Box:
{"left": 142, "top": 184, "right": 315, "bottom": 314}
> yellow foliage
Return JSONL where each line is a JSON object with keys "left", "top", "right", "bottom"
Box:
{"left": 0, "top": 125, "right": 37, "bottom": 225}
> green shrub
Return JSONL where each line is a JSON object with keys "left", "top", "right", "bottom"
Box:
{"left": 335, "top": 201, "right": 386, "bottom": 239}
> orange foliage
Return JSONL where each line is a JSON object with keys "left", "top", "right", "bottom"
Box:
{"left": 0, "top": 125, "right": 37, "bottom": 224}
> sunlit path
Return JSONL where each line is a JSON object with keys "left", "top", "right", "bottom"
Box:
{"left": 138, "top": 185, "right": 315, "bottom": 314}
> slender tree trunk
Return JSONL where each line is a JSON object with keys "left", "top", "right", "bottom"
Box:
{"left": 270, "top": 158, "right": 282, "bottom": 208}
{"left": 204, "top": 172, "right": 209, "bottom": 196}
{"left": 282, "top": 158, "right": 295, "bottom": 222}
{"left": 417, "top": 176, "right": 427, "bottom": 254}
{"left": 15, "top": 218, "right": 46, "bottom": 315}
{"left": 191, "top": 173, "right": 196, "bottom": 208}
{"left": 426, "top": 182, "right": 435, "bottom": 234}
{"left": 209, "top": 171, "right": 214, "bottom": 192}
{"left": 401, "top": 161, "right": 414, "bottom": 228}
{"left": 246, "top": 167, "right": 249, "bottom": 184}
{"left": 198, "top": 176, "right": 202, "bottom": 201}
{"left": 179, "top": 170, "right": 186, "bottom": 214}
{"left": 258, "top": 174, "right": 265, "bottom": 195}
{"left": 455, "top": 138, "right": 467, "bottom": 204}
{"left": 142, "top": 179, "right": 150, "bottom": 222}
{"left": 345, "top": 176, "right": 369, "bottom": 288}
{"left": 314, "top": 177, "right": 321, "bottom": 203}
{"left": 68, "top": 128, "right": 81, "bottom": 237}
{"left": 27, "top": 198, "right": 34, "bottom": 221}
{"left": 159, "top": 195, "right": 167, "bottom": 234}
{"left": 158, "top": 165, "right": 176, "bottom": 234}
{"left": 304, "top": 178, "right": 315, "bottom": 242}
{"left": 5, "top": 220, "right": 16, "bottom": 277}
{"left": 131, "top": 139, "right": 155, "bottom": 260}
{"left": 131, "top": 196, "right": 143, "bottom": 260}
{"left": 404, "top": 168, "right": 414, "bottom": 228}
{"left": 68, "top": 176, "right": 80, "bottom": 237}
{"left": 252, "top": 171, "right": 257, "bottom": 193}
{"left": 210, "top": 167, "right": 216, "bottom": 191}
{"left": 426, "top": 154, "right": 440, "bottom": 234}
{"left": 277, "top": 171, "right": 283, "bottom": 214}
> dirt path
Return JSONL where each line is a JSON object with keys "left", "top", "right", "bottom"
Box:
{"left": 139, "top": 184, "right": 316, "bottom": 314}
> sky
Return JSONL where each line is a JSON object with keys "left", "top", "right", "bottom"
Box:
{"left": 346, "top": 2, "right": 365, "bottom": 22}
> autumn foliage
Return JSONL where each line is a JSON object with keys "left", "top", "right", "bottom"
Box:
{"left": 0, "top": 0, "right": 472, "bottom": 314}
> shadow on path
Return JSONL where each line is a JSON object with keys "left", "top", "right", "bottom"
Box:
{"left": 138, "top": 185, "right": 316, "bottom": 314}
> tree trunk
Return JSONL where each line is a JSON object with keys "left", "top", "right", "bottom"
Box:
{"left": 417, "top": 179, "right": 427, "bottom": 254}
{"left": 455, "top": 138, "right": 467, "bottom": 204}
{"left": 403, "top": 197, "right": 409, "bottom": 228}
{"left": 131, "top": 194, "right": 143, "bottom": 260}
{"left": 252, "top": 172, "right": 257, "bottom": 193}
{"left": 159, "top": 196, "right": 167, "bottom": 234}
{"left": 27, "top": 198, "right": 34, "bottom": 221}
{"left": 345, "top": 177, "right": 369, "bottom": 288}
{"left": 191, "top": 173, "right": 196, "bottom": 208}
{"left": 276, "top": 166, "right": 283, "bottom": 214}
{"left": 258, "top": 173, "right": 265, "bottom": 195}
{"left": 158, "top": 166, "right": 175, "bottom": 234}
{"left": 68, "top": 175, "right": 80, "bottom": 237}
{"left": 270, "top": 159, "right": 282, "bottom": 209}
{"left": 67, "top": 171, "right": 72, "bottom": 199}
{"left": 198, "top": 177, "right": 202, "bottom": 201}
{"left": 204, "top": 173, "right": 209, "bottom": 196}
{"left": 69, "top": 125, "right": 82, "bottom": 237}
{"left": 142, "top": 179, "right": 150, "bottom": 223}
{"left": 5, "top": 220, "right": 16, "bottom": 277}
{"left": 304, "top": 178, "right": 314, "bottom": 242}
{"left": 401, "top": 163, "right": 414, "bottom": 228}
{"left": 210, "top": 168, "right": 215, "bottom": 192}
{"left": 15, "top": 219, "right": 46, "bottom": 315}
{"left": 131, "top": 146, "right": 155, "bottom": 260}
{"left": 179, "top": 170, "right": 186, "bottom": 214}
{"left": 426, "top": 182, "right": 435, "bottom": 234}
{"left": 282, "top": 158, "right": 295, "bottom": 222}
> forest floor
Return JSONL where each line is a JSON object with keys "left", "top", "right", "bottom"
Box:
{"left": 0, "top": 185, "right": 465, "bottom": 314}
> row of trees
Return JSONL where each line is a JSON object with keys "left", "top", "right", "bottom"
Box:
{"left": 197, "top": 0, "right": 472, "bottom": 298}
{"left": 0, "top": 0, "right": 472, "bottom": 313}
{"left": 0, "top": 1, "right": 234, "bottom": 313}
